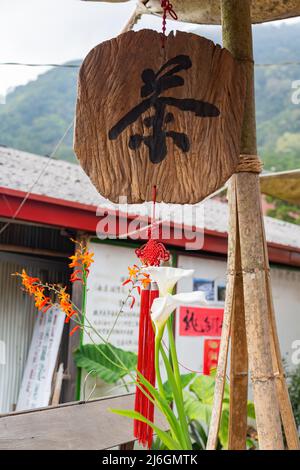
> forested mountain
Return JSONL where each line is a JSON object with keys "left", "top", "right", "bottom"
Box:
{"left": 0, "top": 22, "right": 299, "bottom": 171}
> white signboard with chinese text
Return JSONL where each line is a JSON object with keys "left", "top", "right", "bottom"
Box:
{"left": 16, "top": 305, "right": 65, "bottom": 411}
{"left": 84, "top": 242, "right": 140, "bottom": 352}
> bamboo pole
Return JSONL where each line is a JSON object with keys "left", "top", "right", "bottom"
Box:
{"left": 205, "top": 258, "right": 234, "bottom": 449}
{"left": 221, "top": 0, "right": 284, "bottom": 450}
{"left": 228, "top": 180, "right": 248, "bottom": 450}
{"left": 206, "top": 172, "right": 246, "bottom": 450}
{"left": 261, "top": 221, "right": 300, "bottom": 449}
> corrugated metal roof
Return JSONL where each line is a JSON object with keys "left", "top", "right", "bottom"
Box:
{"left": 0, "top": 252, "right": 70, "bottom": 413}
{"left": 0, "top": 257, "right": 36, "bottom": 413}
{"left": 0, "top": 221, "right": 74, "bottom": 254}
{"left": 260, "top": 169, "right": 300, "bottom": 206}
{"left": 1, "top": 146, "right": 300, "bottom": 250}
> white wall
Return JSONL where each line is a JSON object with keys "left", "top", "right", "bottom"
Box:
{"left": 175, "top": 254, "right": 300, "bottom": 375}
{"left": 270, "top": 267, "right": 300, "bottom": 366}
{"left": 82, "top": 243, "right": 300, "bottom": 399}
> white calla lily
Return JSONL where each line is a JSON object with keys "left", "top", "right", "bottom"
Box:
{"left": 143, "top": 266, "right": 194, "bottom": 296}
{"left": 151, "top": 290, "right": 207, "bottom": 331}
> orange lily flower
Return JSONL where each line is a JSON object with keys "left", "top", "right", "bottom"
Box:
{"left": 69, "top": 245, "right": 94, "bottom": 284}
{"left": 17, "top": 269, "right": 41, "bottom": 295}
{"left": 69, "top": 254, "right": 81, "bottom": 268}
{"left": 81, "top": 251, "right": 94, "bottom": 269}
{"left": 70, "top": 269, "right": 82, "bottom": 283}
{"left": 69, "top": 325, "right": 80, "bottom": 336}
{"left": 58, "top": 287, "right": 76, "bottom": 322}
{"left": 140, "top": 273, "right": 151, "bottom": 289}
{"left": 33, "top": 287, "right": 51, "bottom": 312}
{"left": 128, "top": 265, "right": 139, "bottom": 279}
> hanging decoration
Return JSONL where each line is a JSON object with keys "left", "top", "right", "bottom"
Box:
{"left": 133, "top": 186, "right": 170, "bottom": 448}
{"left": 74, "top": 27, "right": 246, "bottom": 204}
{"left": 133, "top": 281, "right": 158, "bottom": 448}
{"left": 160, "top": 1, "right": 178, "bottom": 48}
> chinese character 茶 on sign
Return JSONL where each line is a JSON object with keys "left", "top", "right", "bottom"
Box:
{"left": 75, "top": 30, "right": 246, "bottom": 204}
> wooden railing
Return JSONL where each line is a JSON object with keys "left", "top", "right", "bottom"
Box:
{"left": 0, "top": 393, "right": 166, "bottom": 450}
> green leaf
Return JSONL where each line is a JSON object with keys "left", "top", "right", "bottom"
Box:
{"left": 110, "top": 408, "right": 180, "bottom": 450}
{"left": 247, "top": 401, "right": 256, "bottom": 420}
{"left": 189, "top": 375, "right": 216, "bottom": 404}
{"left": 219, "top": 409, "right": 229, "bottom": 449}
{"left": 73, "top": 343, "right": 137, "bottom": 384}
{"left": 159, "top": 346, "right": 192, "bottom": 450}
{"left": 184, "top": 398, "right": 212, "bottom": 425}
{"left": 163, "top": 373, "right": 196, "bottom": 403}
{"left": 151, "top": 436, "right": 168, "bottom": 451}
{"left": 246, "top": 437, "right": 257, "bottom": 449}
{"left": 189, "top": 420, "right": 208, "bottom": 450}
{"left": 136, "top": 370, "right": 185, "bottom": 446}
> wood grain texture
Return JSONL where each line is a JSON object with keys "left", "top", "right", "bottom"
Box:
{"left": 0, "top": 393, "right": 167, "bottom": 450}
{"left": 74, "top": 29, "right": 246, "bottom": 204}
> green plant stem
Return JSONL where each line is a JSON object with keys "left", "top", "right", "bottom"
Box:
{"left": 121, "top": 377, "right": 130, "bottom": 393}
{"left": 155, "top": 329, "right": 167, "bottom": 402}
{"left": 167, "top": 317, "right": 182, "bottom": 396}
{"left": 80, "top": 270, "right": 87, "bottom": 344}
{"left": 155, "top": 322, "right": 191, "bottom": 450}
{"left": 159, "top": 344, "right": 192, "bottom": 450}
{"left": 25, "top": 278, "right": 178, "bottom": 443}
{"left": 166, "top": 316, "right": 192, "bottom": 449}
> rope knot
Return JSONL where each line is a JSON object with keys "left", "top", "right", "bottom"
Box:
{"left": 161, "top": 0, "right": 178, "bottom": 48}
{"left": 236, "top": 154, "right": 263, "bottom": 174}
{"left": 161, "top": 1, "right": 178, "bottom": 20}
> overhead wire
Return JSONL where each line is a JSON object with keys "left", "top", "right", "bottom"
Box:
{"left": 0, "top": 119, "right": 74, "bottom": 235}
{"left": 1, "top": 60, "right": 300, "bottom": 68}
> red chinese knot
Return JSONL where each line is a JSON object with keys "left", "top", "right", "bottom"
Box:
{"left": 135, "top": 238, "right": 170, "bottom": 267}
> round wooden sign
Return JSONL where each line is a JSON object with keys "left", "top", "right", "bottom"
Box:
{"left": 74, "top": 30, "right": 246, "bottom": 204}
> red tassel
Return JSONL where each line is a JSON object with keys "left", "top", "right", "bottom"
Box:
{"left": 134, "top": 282, "right": 159, "bottom": 448}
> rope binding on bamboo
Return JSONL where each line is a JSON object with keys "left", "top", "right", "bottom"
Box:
{"left": 236, "top": 154, "right": 263, "bottom": 173}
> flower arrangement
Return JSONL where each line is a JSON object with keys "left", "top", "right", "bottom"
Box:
{"left": 14, "top": 240, "right": 94, "bottom": 337}
{"left": 111, "top": 265, "right": 207, "bottom": 450}
{"left": 14, "top": 240, "right": 208, "bottom": 450}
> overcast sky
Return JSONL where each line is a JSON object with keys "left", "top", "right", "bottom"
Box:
{"left": 1, "top": 0, "right": 300, "bottom": 96}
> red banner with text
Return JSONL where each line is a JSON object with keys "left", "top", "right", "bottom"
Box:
{"left": 179, "top": 306, "right": 223, "bottom": 337}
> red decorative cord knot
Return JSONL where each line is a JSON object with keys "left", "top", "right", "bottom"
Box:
{"left": 135, "top": 239, "right": 170, "bottom": 267}
{"left": 161, "top": 0, "right": 178, "bottom": 48}
{"left": 161, "top": 1, "right": 178, "bottom": 20}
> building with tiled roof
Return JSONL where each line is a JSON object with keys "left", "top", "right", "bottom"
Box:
{"left": 1, "top": 145, "right": 300, "bottom": 414}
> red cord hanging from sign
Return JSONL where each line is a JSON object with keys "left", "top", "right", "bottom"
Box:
{"left": 134, "top": 187, "right": 170, "bottom": 448}
{"left": 135, "top": 187, "right": 170, "bottom": 267}
{"left": 160, "top": 0, "right": 178, "bottom": 48}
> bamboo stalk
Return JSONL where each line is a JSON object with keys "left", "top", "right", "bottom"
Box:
{"left": 206, "top": 268, "right": 234, "bottom": 449}
{"left": 261, "top": 220, "right": 300, "bottom": 449}
{"left": 221, "top": 0, "right": 284, "bottom": 450}
{"left": 228, "top": 179, "right": 248, "bottom": 450}
{"left": 206, "top": 176, "right": 238, "bottom": 449}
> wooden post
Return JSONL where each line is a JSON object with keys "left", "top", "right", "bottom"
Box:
{"left": 221, "top": 0, "right": 284, "bottom": 450}
{"left": 51, "top": 363, "right": 64, "bottom": 406}
{"left": 63, "top": 233, "right": 87, "bottom": 403}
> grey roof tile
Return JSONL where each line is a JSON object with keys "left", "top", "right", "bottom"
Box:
{"left": 0, "top": 146, "right": 300, "bottom": 250}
